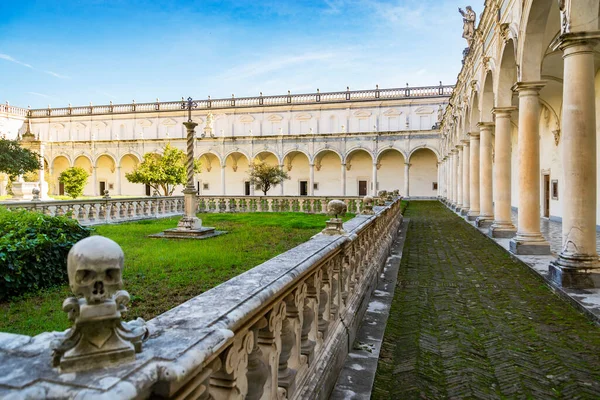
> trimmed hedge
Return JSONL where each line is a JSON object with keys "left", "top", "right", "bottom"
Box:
{"left": 0, "top": 207, "right": 91, "bottom": 301}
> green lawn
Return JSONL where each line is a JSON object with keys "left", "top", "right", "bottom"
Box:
{"left": 0, "top": 212, "right": 350, "bottom": 336}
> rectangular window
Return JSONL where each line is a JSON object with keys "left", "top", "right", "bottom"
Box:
{"left": 203, "top": 183, "right": 209, "bottom": 190}
{"left": 432, "top": 182, "right": 438, "bottom": 190}
{"left": 551, "top": 180, "right": 558, "bottom": 200}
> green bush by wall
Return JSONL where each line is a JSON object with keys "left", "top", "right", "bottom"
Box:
{"left": 0, "top": 207, "right": 91, "bottom": 301}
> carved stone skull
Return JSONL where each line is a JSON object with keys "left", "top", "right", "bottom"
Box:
{"left": 327, "top": 200, "right": 347, "bottom": 219}
{"left": 363, "top": 195, "right": 374, "bottom": 206}
{"left": 67, "top": 236, "right": 124, "bottom": 304}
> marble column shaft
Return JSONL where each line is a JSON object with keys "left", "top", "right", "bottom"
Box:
{"left": 461, "top": 140, "right": 470, "bottom": 211}
{"left": 456, "top": 145, "right": 463, "bottom": 209}
{"left": 490, "top": 108, "right": 517, "bottom": 236}
{"left": 550, "top": 37, "right": 599, "bottom": 286}
{"left": 510, "top": 82, "right": 549, "bottom": 254}
{"left": 477, "top": 123, "right": 494, "bottom": 221}
{"left": 468, "top": 132, "right": 480, "bottom": 218}
{"left": 404, "top": 163, "right": 410, "bottom": 197}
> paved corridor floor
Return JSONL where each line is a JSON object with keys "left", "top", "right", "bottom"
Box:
{"left": 372, "top": 202, "right": 600, "bottom": 399}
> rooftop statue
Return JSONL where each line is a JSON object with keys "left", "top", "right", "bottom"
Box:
{"left": 459, "top": 6, "right": 476, "bottom": 46}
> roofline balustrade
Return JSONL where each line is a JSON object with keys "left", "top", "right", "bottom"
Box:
{"left": 4, "top": 85, "right": 453, "bottom": 119}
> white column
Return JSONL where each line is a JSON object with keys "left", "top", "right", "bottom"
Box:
{"left": 38, "top": 143, "right": 49, "bottom": 199}
{"left": 549, "top": 37, "right": 599, "bottom": 287}
{"left": 404, "top": 163, "right": 410, "bottom": 197}
{"left": 250, "top": 164, "right": 255, "bottom": 195}
{"left": 371, "top": 162, "right": 378, "bottom": 196}
{"left": 510, "top": 82, "right": 550, "bottom": 254}
{"left": 456, "top": 144, "right": 463, "bottom": 209}
{"left": 490, "top": 108, "right": 517, "bottom": 237}
{"left": 221, "top": 164, "right": 226, "bottom": 195}
{"left": 451, "top": 150, "right": 458, "bottom": 205}
{"left": 468, "top": 132, "right": 480, "bottom": 220}
{"left": 476, "top": 122, "right": 494, "bottom": 226}
{"left": 279, "top": 164, "right": 285, "bottom": 195}
{"left": 461, "top": 140, "right": 470, "bottom": 213}
{"left": 309, "top": 163, "right": 315, "bottom": 196}
{"left": 92, "top": 167, "right": 98, "bottom": 196}
{"left": 116, "top": 166, "right": 122, "bottom": 195}
{"left": 341, "top": 163, "right": 347, "bottom": 196}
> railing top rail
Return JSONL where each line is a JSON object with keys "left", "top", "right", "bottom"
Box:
{"left": 24, "top": 85, "right": 454, "bottom": 118}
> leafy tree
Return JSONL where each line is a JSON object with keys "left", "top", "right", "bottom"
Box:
{"left": 0, "top": 139, "right": 40, "bottom": 178}
{"left": 59, "top": 167, "right": 89, "bottom": 199}
{"left": 125, "top": 143, "right": 201, "bottom": 196}
{"left": 248, "top": 161, "right": 290, "bottom": 195}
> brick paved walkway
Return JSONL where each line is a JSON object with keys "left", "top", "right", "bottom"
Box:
{"left": 372, "top": 202, "right": 600, "bottom": 399}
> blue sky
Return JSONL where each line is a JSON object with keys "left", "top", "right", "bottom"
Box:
{"left": 1, "top": 0, "right": 483, "bottom": 108}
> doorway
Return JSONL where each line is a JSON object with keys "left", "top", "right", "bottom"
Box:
{"left": 99, "top": 181, "right": 106, "bottom": 196}
{"left": 358, "top": 180, "right": 368, "bottom": 196}
{"left": 543, "top": 174, "right": 550, "bottom": 218}
{"left": 59, "top": 182, "right": 65, "bottom": 196}
{"left": 145, "top": 184, "right": 151, "bottom": 196}
{"left": 245, "top": 181, "right": 251, "bottom": 196}
{"left": 299, "top": 181, "right": 308, "bottom": 196}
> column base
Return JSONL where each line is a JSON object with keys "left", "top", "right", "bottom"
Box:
{"left": 460, "top": 207, "right": 469, "bottom": 216}
{"left": 548, "top": 253, "right": 600, "bottom": 288}
{"left": 453, "top": 204, "right": 463, "bottom": 212}
{"left": 488, "top": 223, "right": 517, "bottom": 238}
{"left": 509, "top": 236, "right": 551, "bottom": 255}
{"left": 466, "top": 210, "right": 479, "bottom": 221}
{"left": 475, "top": 216, "right": 493, "bottom": 228}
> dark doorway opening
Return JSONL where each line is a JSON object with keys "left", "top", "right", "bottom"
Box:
{"left": 300, "top": 181, "right": 308, "bottom": 196}
{"left": 359, "top": 180, "right": 368, "bottom": 196}
{"left": 245, "top": 181, "right": 251, "bottom": 196}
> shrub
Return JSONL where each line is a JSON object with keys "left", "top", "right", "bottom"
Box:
{"left": 59, "top": 167, "right": 89, "bottom": 199}
{"left": 0, "top": 207, "right": 92, "bottom": 301}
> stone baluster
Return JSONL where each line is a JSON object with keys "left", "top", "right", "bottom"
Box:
{"left": 119, "top": 202, "right": 127, "bottom": 219}
{"left": 77, "top": 205, "right": 86, "bottom": 221}
{"left": 127, "top": 202, "right": 134, "bottom": 218}
{"left": 110, "top": 202, "right": 118, "bottom": 220}
{"left": 257, "top": 301, "right": 286, "bottom": 400}
{"left": 268, "top": 198, "right": 274, "bottom": 212}
{"left": 98, "top": 203, "right": 106, "bottom": 221}
{"left": 301, "top": 272, "right": 321, "bottom": 364}
{"left": 245, "top": 319, "right": 270, "bottom": 400}
{"left": 278, "top": 286, "right": 307, "bottom": 398}
{"left": 87, "top": 204, "right": 96, "bottom": 222}
{"left": 209, "top": 331, "right": 253, "bottom": 399}
{"left": 318, "top": 261, "right": 333, "bottom": 339}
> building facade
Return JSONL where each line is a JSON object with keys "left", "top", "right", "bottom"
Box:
{"left": 1, "top": 85, "right": 451, "bottom": 198}
{"left": 438, "top": 0, "right": 600, "bottom": 287}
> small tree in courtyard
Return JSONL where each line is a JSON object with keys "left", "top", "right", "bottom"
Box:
{"left": 59, "top": 167, "right": 89, "bottom": 199}
{"left": 125, "top": 143, "right": 200, "bottom": 196}
{"left": 0, "top": 138, "right": 40, "bottom": 178}
{"left": 248, "top": 161, "right": 290, "bottom": 195}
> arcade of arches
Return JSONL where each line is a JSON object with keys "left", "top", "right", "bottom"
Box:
{"left": 439, "top": 0, "right": 600, "bottom": 288}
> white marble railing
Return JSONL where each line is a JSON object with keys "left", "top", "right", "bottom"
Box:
{"left": 26, "top": 85, "right": 454, "bottom": 118}
{"left": 0, "top": 196, "right": 366, "bottom": 225}
{"left": 197, "top": 196, "right": 365, "bottom": 215}
{"left": 0, "top": 196, "right": 185, "bottom": 225}
{"left": 0, "top": 198, "right": 403, "bottom": 399}
{"left": 0, "top": 102, "right": 28, "bottom": 117}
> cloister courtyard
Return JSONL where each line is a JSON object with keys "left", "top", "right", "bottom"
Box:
{"left": 2, "top": 0, "right": 600, "bottom": 398}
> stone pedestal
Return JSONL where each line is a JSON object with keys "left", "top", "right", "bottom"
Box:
{"left": 322, "top": 219, "right": 345, "bottom": 235}
{"left": 11, "top": 181, "right": 37, "bottom": 200}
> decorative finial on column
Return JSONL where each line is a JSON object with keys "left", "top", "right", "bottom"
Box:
{"left": 51, "top": 236, "right": 149, "bottom": 371}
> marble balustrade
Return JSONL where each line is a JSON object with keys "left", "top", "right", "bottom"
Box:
{"left": 0, "top": 198, "right": 403, "bottom": 399}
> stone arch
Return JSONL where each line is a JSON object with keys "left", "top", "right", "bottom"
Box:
{"left": 224, "top": 149, "right": 251, "bottom": 164}
{"left": 496, "top": 38, "right": 518, "bottom": 108}
{"left": 282, "top": 150, "right": 311, "bottom": 195}
{"left": 312, "top": 149, "right": 342, "bottom": 196}
{"left": 344, "top": 147, "right": 374, "bottom": 164}
{"left": 377, "top": 148, "right": 406, "bottom": 193}
{"left": 253, "top": 150, "right": 281, "bottom": 165}
{"left": 224, "top": 151, "right": 251, "bottom": 195}
{"left": 95, "top": 154, "right": 117, "bottom": 196}
{"left": 52, "top": 154, "right": 72, "bottom": 169}
{"left": 407, "top": 147, "right": 438, "bottom": 197}
{"left": 480, "top": 71, "right": 495, "bottom": 122}
{"left": 408, "top": 145, "right": 440, "bottom": 163}
{"left": 73, "top": 155, "right": 93, "bottom": 196}
{"left": 197, "top": 150, "right": 223, "bottom": 167}
{"left": 518, "top": 0, "right": 561, "bottom": 82}
{"left": 345, "top": 148, "right": 373, "bottom": 196}
{"left": 282, "top": 148, "right": 310, "bottom": 164}
{"left": 51, "top": 155, "right": 71, "bottom": 196}
{"left": 94, "top": 152, "right": 117, "bottom": 168}
{"left": 120, "top": 154, "right": 144, "bottom": 196}
{"left": 312, "top": 147, "right": 343, "bottom": 164}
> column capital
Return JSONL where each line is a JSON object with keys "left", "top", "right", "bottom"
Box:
{"left": 551, "top": 31, "right": 600, "bottom": 54}
{"left": 404, "top": 162, "right": 412, "bottom": 167}
{"left": 450, "top": 149, "right": 458, "bottom": 154}
{"left": 477, "top": 122, "right": 495, "bottom": 130}
{"left": 455, "top": 144, "right": 463, "bottom": 149}
{"left": 468, "top": 131, "right": 480, "bottom": 138}
{"left": 492, "top": 107, "right": 517, "bottom": 117}
{"left": 511, "top": 81, "right": 546, "bottom": 94}
{"left": 460, "top": 139, "right": 470, "bottom": 146}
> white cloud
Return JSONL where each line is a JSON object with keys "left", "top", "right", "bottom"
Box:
{"left": 45, "top": 70, "right": 69, "bottom": 79}
{"left": 26, "top": 92, "right": 57, "bottom": 100}
{"left": 219, "top": 52, "right": 341, "bottom": 81}
{"left": 0, "top": 53, "right": 33, "bottom": 68}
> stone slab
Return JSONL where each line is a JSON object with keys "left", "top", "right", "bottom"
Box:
{"left": 329, "top": 218, "right": 409, "bottom": 400}
{"left": 148, "top": 227, "right": 226, "bottom": 240}
{"left": 509, "top": 239, "right": 551, "bottom": 255}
